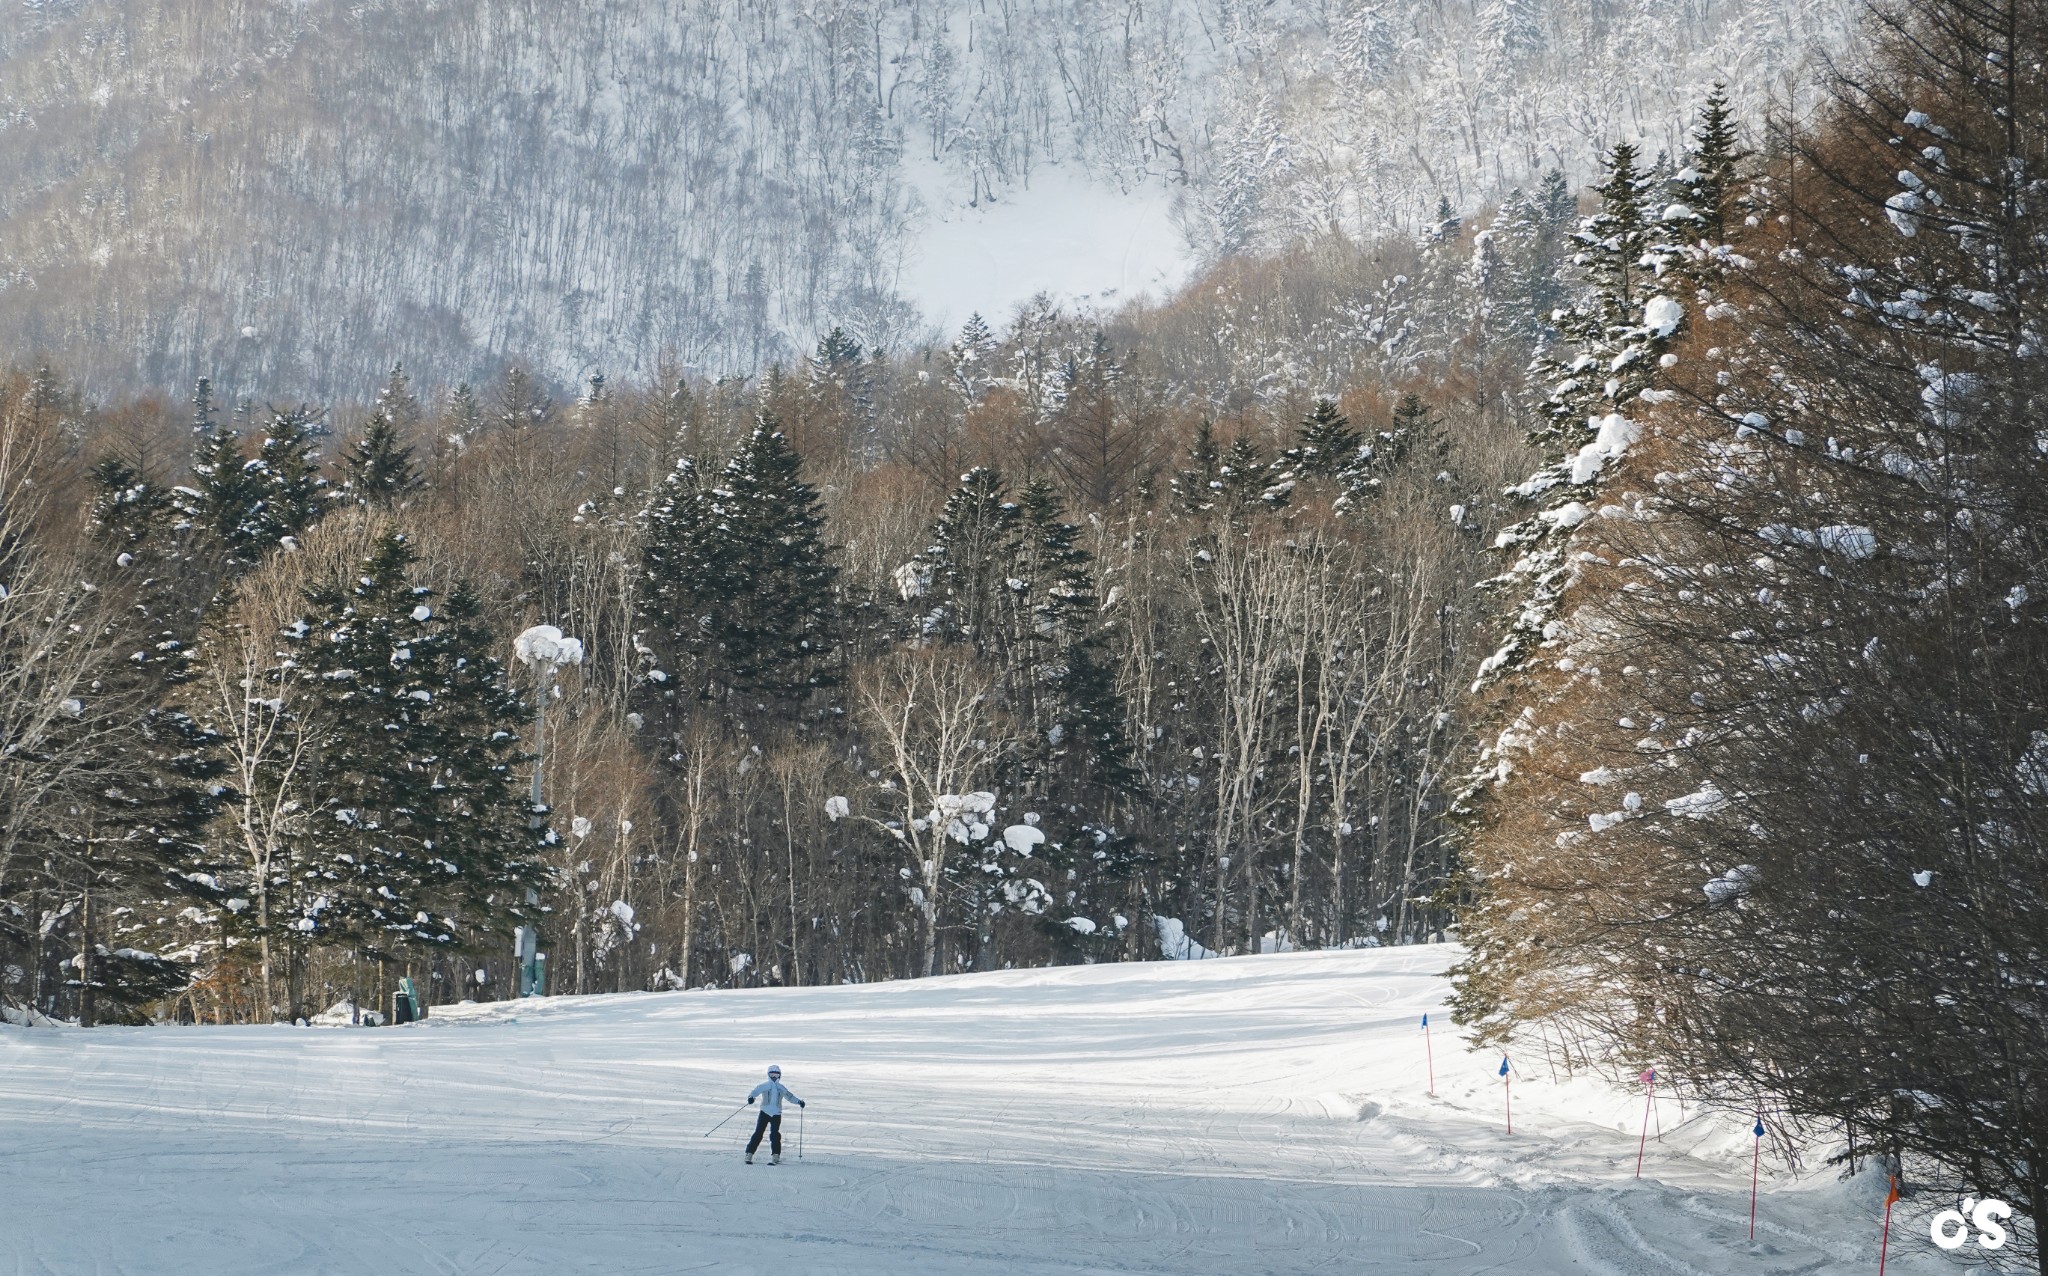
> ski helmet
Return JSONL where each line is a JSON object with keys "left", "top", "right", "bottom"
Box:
{"left": 767, "top": 1065, "right": 781, "bottom": 1077}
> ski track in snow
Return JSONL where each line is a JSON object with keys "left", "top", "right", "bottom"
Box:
{"left": 0, "top": 949, "right": 1947, "bottom": 1274}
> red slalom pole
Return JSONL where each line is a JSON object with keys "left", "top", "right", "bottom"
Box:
{"left": 1749, "top": 1114, "right": 1764, "bottom": 1239}
{"left": 1422, "top": 1014, "right": 1436, "bottom": 1096}
{"left": 1877, "top": 1176, "right": 1899, "bottom": 1275}
{"left": 1635, "top": 1068, "right": 1656, "bottom": 1178}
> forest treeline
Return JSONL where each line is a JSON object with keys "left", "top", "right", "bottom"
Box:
{"left": 2, "top": 0, "right": 2043, "bottom": 1257}
{"left": 1, "top": 220, "right": 1544, "bottom": 1028}
{"left": 0, "top": 0, "right": 1843, "bottom": 396}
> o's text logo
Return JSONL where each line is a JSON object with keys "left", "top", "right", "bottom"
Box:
{"left": 1930, "top": 1198, "right": 2010, "bottom": 1251}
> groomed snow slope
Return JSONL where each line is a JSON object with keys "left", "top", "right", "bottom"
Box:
{"left": 0, "top": 948, "right": 1942, "bottom": 1274}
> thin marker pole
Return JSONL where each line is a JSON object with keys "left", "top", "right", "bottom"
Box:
{"left": 1422, "top": 1014, "right": 1436, "bottom": 1096}
{"left": 1750, "top": 1114, "right": 1764, "bottom": 1239}
{"left": 1499, "top": 1055, "right": 1512, "bottom": 1134}
{"left": 1877, "top": 1176, "right": 1899, "bottom": 1275}
{"left": 1635, "top": 1069, "right": 1656, "bottom": 1177}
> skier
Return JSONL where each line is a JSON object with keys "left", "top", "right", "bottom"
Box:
{"left": 743, "top": 1065, "right": 805, "bottom": 1164}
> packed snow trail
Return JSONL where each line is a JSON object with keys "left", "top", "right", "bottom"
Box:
{"left": 0, "top": 948, "right": 1939, "bottom": 1273}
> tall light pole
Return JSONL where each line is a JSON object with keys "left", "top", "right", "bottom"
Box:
{"left": 513, "top": 624, "right": 583, "bottom": 997}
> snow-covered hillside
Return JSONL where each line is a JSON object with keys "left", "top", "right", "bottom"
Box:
{"left": 0, "top": 0, "right": 1852, "bottom": 400}
{"left": 0, "top": 948, "right": 1941, "bottom": 1273}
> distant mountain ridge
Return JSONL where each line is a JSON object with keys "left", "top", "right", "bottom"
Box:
{"left": 0, "top": 0, "right": 1852, "bottom": 402}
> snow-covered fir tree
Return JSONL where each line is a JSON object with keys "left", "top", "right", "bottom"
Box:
{"left": 1474, "top": 140, "right": 1688, "bottom": 691}
{"left": 341, "top": 412, "right": 419, "bottom": 510}
{"left": 286, "top": 531, "right": 547, "bottom": 961}
{"left": 638, "top": 415, "right": 840, "bottom": 708}
{"left": 247, "top": 407, "right": 331, "bottom": 549}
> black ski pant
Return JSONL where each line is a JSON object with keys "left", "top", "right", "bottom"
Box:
{"left": 746, "top": 1111, "right": 782, "bottom": 1155}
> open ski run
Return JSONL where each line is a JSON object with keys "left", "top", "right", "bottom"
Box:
{"left": 1, "top": 947, "right": 1939, "bottom": 1274}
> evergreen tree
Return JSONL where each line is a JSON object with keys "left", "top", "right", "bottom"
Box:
{"left": 375, "top": 364, "right": 422, "bottom": 435}
{"left": 1677, "top": 84, "right": 1741, "bottom": 244}
{"left": 189, "top": 377, "right": 218, "bottom": 436}
{"left": 945, "top": 313, "right": 999, "bottom": 403}
{"left": 1013, "top": 479, "right": 1138, "bottom": 795}
{"left": 1217, "top": 436, "right": 1289, "bottom": 513}
{"left": 287, "top": 532, "right": 547, "bottom": 960}
{"left": 704, "top": 419, "right": 841, "bottom": 700}
{"left": 1476, "top": 178, "right": 1575, "bottom": 355}
{"left": 247, "top": 407, "right": 330, "bottom": 546}
{"left": 42, "top": 488, "right": 233, "bottom": 1023}
{"left": 1432, "top": 194, "right": 1461, "bottom": 241}
{"left": 1284, "top": 398, "right": 1364, "bottom": 479}
{"left": 448, "top": 382, "right": 484, "bottom": 438}
{"left": 1481, "top": 0, "right": 1546, "bottom": 62}
{"left": 1014, "top": 479, "right": 1094, "bottom": 643}
{"left": 638, "top": 454, "right": 707, "bottom": 639}
{"left": 85, "top": 458, "right": 173, "bottom": 555}
{"left": 640, "top": 417, "right": 840, "bottom": 705}
{"left": 1574, "top": 143, "right": 1656, "bottom": 332}
{"left": 1386, "top": 392, "right": 1441, "bottom": 471}
{"left": 810, "top": 327, "right": 873, "bottom": 416}
{"left": 341, "top": 408, "right": 419, "bottom": 509}
{"left": 1537, "top": 166, "right": 1575, "bottom": 228}
{"left": 182, "top": 424, "right": 265, "bottom": 562}
{"left": 1531, "top": 142, "right": 1679, "bottom": 451}
{"left": 919, "top": 466, "right": 1022, "bottom": 645}
{"left": 1169, "top": 420, "right": 1225, "bottom": 516}
{"left": 1478, "top": 142, "right": 1688, "bottom": 691}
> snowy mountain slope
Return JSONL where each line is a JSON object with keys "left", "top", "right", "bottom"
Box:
{"left": 0, "top": 948, "right": 1943, "bottom": 1273}
{"left": 0, "top": 0, "right": 1852, "bottom": 402}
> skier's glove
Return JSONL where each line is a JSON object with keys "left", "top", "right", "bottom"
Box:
{"left": 747, "top": 1097, "right": 756, "bottom": 1105}
{"left": 798, "top": 1100, "right": 806, "bottom": 1108}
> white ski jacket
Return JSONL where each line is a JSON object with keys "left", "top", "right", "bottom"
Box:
{"left": 748, "top": 1080, "right": 804, "bottom": 1116}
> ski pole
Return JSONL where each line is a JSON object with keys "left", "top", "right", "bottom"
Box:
{"left": 702, "top": 1102, "right": 748, "bottom": 1137}
{"left": 798, "top": 1105, "right": 805, "bottom": 1159}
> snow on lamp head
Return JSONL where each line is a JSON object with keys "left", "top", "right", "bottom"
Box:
{"left": 515, "top": 624, "right": 584, "bottom": 670}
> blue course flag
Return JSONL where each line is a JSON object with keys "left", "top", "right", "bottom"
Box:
{"left": 1421, "top": 1013, "right": 1428, "bottom": 1028}
{"left": 1499, "top": 1056, "right": 1511, "bottom": 1077}
{"left": 1754, "top": 1119, "right": 1765, "bottom": 1138}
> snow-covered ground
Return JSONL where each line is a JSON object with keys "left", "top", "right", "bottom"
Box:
{"left": 0, "top": 948, "right": 1951, "bottom": 1274}
{"left": 901, "top": 159, "right": 1192, "bottom": 333}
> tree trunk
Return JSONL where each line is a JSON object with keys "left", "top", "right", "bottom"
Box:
{"left": 1210, "top": 851, "right": 1230, "bottom": 954}
{"left": 1244, "top": 851, "right": 1259, "bottom": 955}
{"left": 785, "top": 818, "right": 802, "bottom": 986}
{"left": 76, "top": 889, "right": 95, "bottom": 1029}
{"left": 257, "top": 884, "right": 274, "bottom": 1022}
